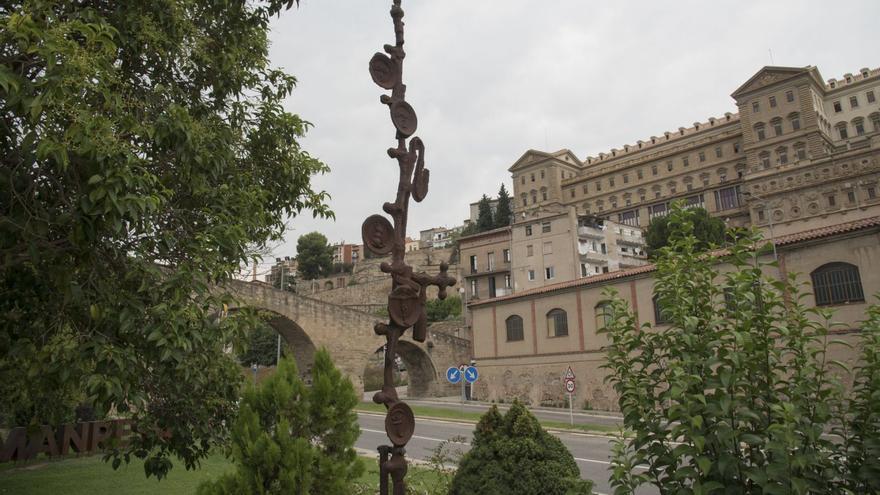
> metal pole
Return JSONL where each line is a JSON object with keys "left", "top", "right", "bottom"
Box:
{"left": 569, "top": 392, "right": 574, "bottom": 426}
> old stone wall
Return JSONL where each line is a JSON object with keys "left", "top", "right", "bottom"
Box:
{"left": 304, "top": 247, "right": 460, "bottom": 310}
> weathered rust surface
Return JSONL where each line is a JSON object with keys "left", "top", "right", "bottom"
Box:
{"left": 361, "top": 1, "right": 457, "bottom": 493}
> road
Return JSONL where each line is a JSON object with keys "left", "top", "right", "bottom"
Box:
{"left": 356, "top": 412, "right": 655, "bottom": 495}
{"left": 363, "top": 390, "right": 624, "bottom": 429}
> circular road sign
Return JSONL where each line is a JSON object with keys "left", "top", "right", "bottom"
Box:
{"left": 564, "top": 379, "right": 576, "bottom": 394}
{"left": 446, "top": 366, "right": 462, "bottom": 384}
{"left": 464, "top": 366, "right": 479, "bottom": 384}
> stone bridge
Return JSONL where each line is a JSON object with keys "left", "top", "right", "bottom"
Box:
{"left": 226, "top": 280, "right": 471, "bottom": 398}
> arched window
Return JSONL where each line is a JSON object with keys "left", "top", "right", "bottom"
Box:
{"left": 852, "top": 117, "right": 865, "bottom": 136}
{"left": 788, "top": 112, "right": 801, "bottom": 131}
{"left": 521, "top": 194, "right": 527, "bottom": 207}
{"left": 811, "top": 262, "right": 865, "bottom": 306}
{"left": 870, "top": 112, "right": 880, "bottom": 133}
{"left": 759, "top": 151, "right": 771, "bottom": 169}
{"left": 541, "top": 187, "right": 548, "bottom": 201}
{"left": 793, "top": 142, "right": 807, "bottom": 161}
{"left": 753, "top": 122, "right": 766, "bottom": 141}
{"left": 505, "top": 315, "right": 524, "bottom": 342}
{"left": 531, "top": 190, "right": 537, "bottom": 204}
{"left": 594, "top": 302, "right": 612, "bottom": 331}
{"left": 770, "top": 117, "right": 783, "bottom": 137}
{"left": 653, "top": 295, "right": 671, "bottom": 325}
{"left": 546, "top": 309, "right": 568, "bottom": 337}
{"left": 836, "top": 122, "right": 849, "bottom": 140}
{"left": 776, "top": 146, "right": 789, "bottom": 165}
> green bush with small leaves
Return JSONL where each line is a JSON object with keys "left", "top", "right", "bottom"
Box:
{"left": 450, "top": 402, "right": 593, "bottom": 495}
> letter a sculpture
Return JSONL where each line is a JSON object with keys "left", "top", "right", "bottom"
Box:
{"left": 362, "top": 2, "right": 456, "bottom": 494}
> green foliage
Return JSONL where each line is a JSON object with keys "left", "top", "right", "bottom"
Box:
{"left": 476, "top": 194, "right": 495, "bottom": 232}
{"left": 838, "top": 302, "right": 880, "bottom": 491}
{"left": 602, "top": 204, "right": 880, "bottom": 494}
{"left": 645, "top": 206, "right": 725, "bottom": 258}
{"left": 494, "top": 184, "right": 513, "bottom": 228}
{"left": 0, "top": 0, "right": 330, "bottom": 477}
{"left": 237, "top": 320, "right": 282, "bottom": 367}
{"left": 450, "top": 402, "right": 593, "bottom": 495}
{"left": 426, "top": 295, "right": 462, "bottom": 322}
{"left": 296, "top": 232, "right": 334, "bottom": 280}
{"left": 198, "top": 350, "right": 363, "bottom": 494}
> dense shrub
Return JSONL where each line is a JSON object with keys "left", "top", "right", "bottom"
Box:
{"left": 603, "top": 205, "right": 880, "bottom": 494}
{"left": 426, "top": 295, "right": 462, "bottom": 322}
{"left": 198, "top": 349, "right": 362, "bottom": 494}
{"left": 450, "top": 402, "right": 593, "bottom": 495}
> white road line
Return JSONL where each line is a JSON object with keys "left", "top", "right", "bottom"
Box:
{"left": 360, "top": 427, "right": 469, "bottom": 445}
{"left": 358, "top": 411, "right": 478, "bottom": 428}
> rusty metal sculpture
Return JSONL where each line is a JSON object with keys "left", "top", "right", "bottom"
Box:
{"left": 363, "top": 2, "right": 456, "bottom": 494}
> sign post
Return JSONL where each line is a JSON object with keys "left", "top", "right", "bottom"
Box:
{"left": 563, "top": 366, "right": 576, "bottom": 426}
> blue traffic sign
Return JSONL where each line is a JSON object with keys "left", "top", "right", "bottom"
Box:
{"left": 446, "top": 366, "right": 462, "bottom": 384}
{"left": 464, "top": 366, "right": 479, "bottom": 383}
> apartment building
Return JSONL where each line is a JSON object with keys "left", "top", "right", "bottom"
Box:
{"left": 510, "top": 65, "right": 880, "bottom": 237}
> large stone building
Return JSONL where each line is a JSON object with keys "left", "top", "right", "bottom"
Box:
{"left": 510, "top": 65, "right": 880, "bottom": 237}
{"left": 469, "top": 64, "right": 880, "bottom": 408}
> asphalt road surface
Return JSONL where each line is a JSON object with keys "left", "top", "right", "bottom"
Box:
{"left": 356, "top": 412, "right": 656, "bottom": 495}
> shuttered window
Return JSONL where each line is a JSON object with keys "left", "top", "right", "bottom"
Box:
{"left": 811, "top": 263, "right": 864, "bottom": 306}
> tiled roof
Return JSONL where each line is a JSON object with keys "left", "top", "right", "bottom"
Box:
{"left": 470, "top": 215, "right": 880, "bottom": 307}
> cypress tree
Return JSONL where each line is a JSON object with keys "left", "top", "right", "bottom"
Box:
{"left": 494, "top": 184, "right": 513, "bottom": 228}
{"left": 476, "top": 194, "right": 495, "bottom": 232}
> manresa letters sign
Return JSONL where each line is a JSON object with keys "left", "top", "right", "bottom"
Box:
{"left": 1, "top": 419, "right": 141, "bottom": 462}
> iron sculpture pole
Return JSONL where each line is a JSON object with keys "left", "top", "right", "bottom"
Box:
{"left": 362, "top": 2, "right": 456, "bottom": 494}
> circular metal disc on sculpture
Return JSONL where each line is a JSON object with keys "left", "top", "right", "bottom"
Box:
{"left": 362, "top": 215, "right": 395, "bottom": 255}
{"left": 388, "top": 286, "right": 421, "bottom": 327}
{"left": 385, "top": 402, "right": 415, "bottom": 446}
{"left": 390, "top": 101, "right": 418, "bottom": 137}
{"left": 412, "top": 168, "right": 429, "bottom": 202}
{"left": 369, "top": 53, "right": 399, "bottom": 89}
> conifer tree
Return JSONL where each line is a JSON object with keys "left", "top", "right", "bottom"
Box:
{"left": 476, "top": 194, "right": 495, "bottom": 232}
{"left": 494, "top": 184, "right": 513, "bottom": 228}
{"left": 198, "top": 349, "right": 362, "bottom": 494}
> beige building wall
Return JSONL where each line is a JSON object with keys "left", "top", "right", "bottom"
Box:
{"left": 505, "top": 65, "right": 880, "bottom": 243}
{"left": 469, "top": 219, "right": 880, "bottom": 410}
{"left": 458, "top": 227, "right": 513, "bottom": 308}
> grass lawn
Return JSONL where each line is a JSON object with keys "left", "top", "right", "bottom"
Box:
{"left": 356, "top": 401, "right": 617, "bottom": 434}
{"left": 0, "top": 452, "right": 437, "bottom": 494}
{"left": 0, "top": 452, "right": 232, "bottom": 495}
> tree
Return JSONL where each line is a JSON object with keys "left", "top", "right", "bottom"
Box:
{"left": 601, "top": 205, "right": 880, "bottom": 494}
{"left": 426, "top": 295, "right": 462, "bottom": 322}
{"left": 450, "top": 402, "right": 593, "bottom": 495}
{"left": 476, "top": 194, "right": 495, "bottom": 232}
{"left": 237, "top": 318, "right": 283, "bottom": 367}
{"left": 0, "top": 0, "right": 331, "bottom": 478}
{"left": 198, "top": 350, "right": 363, "bottom": 494}
{"left": 645, "top": 206, "right": 725, "bottom": 258}
{"left": 494, "top": 184, "right": 513, "bottom": 228}
{"left": 296, "top": 232, "right": 334, "bottom": 280}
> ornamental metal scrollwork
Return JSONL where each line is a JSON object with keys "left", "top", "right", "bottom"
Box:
{"left": 361, "top": 2, "right": 456, "bottom": 494}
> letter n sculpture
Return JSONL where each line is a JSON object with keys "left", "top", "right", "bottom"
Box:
{"left": 362, "top": 2, "right": 456, "bottom": 494}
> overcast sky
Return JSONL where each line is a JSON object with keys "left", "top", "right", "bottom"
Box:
{"left": 255, "top": 0, "right": 879, "bottom": 275}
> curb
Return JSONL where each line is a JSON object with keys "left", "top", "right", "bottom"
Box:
{"left": 356, "top": 410, "right": 616, "bottom": 438}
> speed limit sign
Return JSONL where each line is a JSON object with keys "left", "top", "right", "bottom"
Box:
{"left": 564, "top": 379, "right": 576, "bottom": 393}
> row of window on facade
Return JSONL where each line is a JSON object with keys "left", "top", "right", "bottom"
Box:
{"left": 501, "top": 262, "right": 865, "bottom": 342}
{"left": 469, "top": 274, "right": 512, "bottom": 299}
{"left": 834, "top": 113, "right": 880, "bottom": 140}
{"left": 469, "top": 249, "right": 511, "bottom": 274}
{"left": 831, "top": 90, "right": 877, "bottom": 113}
{"left": 757, "top": 142, "right": 809, "bottom": 169}
{"left": 584, "top": 186, "right": 741, "bottom": 224}
{"left": 751, "top": 89, "right": 798, "bottom": 114}
{"left": 753, "top": 113, "right": 802, "bottom": 141}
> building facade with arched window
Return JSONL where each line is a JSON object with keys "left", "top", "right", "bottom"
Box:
{"left": 508, "top": 64, "right": 880, "bottom": 243}
{"left": 467, "top": 216, "right": 880, "bottom": 410}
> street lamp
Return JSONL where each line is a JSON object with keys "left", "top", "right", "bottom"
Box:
{"left": 742, "top": 191, "right": 778, "bottom": 261}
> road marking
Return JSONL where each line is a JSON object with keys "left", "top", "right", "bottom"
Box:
{"left": 360, "top": 428, "right": 469, "bottom": 445}
{"left": 358, "top": 411, "right": 478, "bottom": 428}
